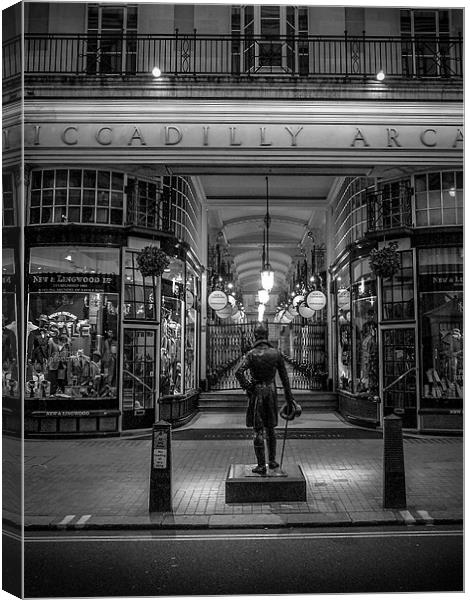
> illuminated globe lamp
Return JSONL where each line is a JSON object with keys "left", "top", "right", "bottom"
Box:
{"left": 260, "top": 266, "right": 274, "bottom": 292}
{"left": 258, "top": 289, "right": 270, "bottom": 305}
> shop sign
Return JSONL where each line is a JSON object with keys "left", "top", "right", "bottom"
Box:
{"left": 306, "top": 290, "right": 327, "bottom": 311}
{"left": 287, "top": 304, "right": 298, "bottom": 317}
{"left": 28, "top": 272, "right": 119, "bottom": 293}
{"left": 419, "top": 273, "right": 463, "bottom": 292}
{"left": 44, "top": 410, "right": 91, "bottom": 417}
{"left": 299, "top": 303, "right": 315, "bottom": 319}
{"left": 215, "top": 304, "right": 232, "bottom": 319}
{"left": 337, "top": 288, "right": 350, "bottom": 309}
{"left": 23, "top": 123, "right": 464, "bottom": 151}
{"left": 292, "top": 294, "right": 305, "bottom": 307}
{"left": 2, "top": 273, "right": 17, "bottom": 292}
{"left": 208, "top": 290, "right": 228, "bottom": 311}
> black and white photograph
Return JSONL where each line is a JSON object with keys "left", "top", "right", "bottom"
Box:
{"left": 2, "top": 0, "right": 464, "bottom": 597}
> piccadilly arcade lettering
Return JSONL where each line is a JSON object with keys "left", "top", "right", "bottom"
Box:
{"left": 19, "top": 124, "right": 464, "bottom": 149}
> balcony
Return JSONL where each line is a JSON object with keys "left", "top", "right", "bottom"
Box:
{"left": 4, "top": 32, "right": 463, "bottom": 82}
{"left": 366, "top": 183, "right": 413, "bottom": 237}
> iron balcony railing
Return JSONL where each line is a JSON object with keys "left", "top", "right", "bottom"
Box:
{"left": 4, "top": 32, "right": 463, "bottom": 80}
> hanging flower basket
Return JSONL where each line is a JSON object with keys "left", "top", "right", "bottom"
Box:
{"left": 369, "top": 242, "right": 400, "bottom": 279}
{"left": 136, "top": 246, "right": 170, "bottom": 278}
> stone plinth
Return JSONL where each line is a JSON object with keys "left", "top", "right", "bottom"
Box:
{"left": 225, "top": 464, "right": 307, "bottom": 503}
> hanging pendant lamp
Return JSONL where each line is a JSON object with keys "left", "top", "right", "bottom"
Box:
{"left": 261, "top": 176, "right": 274, "bottom": 292}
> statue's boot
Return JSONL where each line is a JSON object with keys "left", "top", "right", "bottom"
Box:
{"left": 252, "top": 442, "right": 266, "bottom": 474}
{"left": 267, "top": 434, "right": 279, "bottom": 469}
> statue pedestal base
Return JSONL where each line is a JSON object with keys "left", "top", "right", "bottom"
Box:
{"left": 225, "top": 464, "right": 307, "bottom": 503}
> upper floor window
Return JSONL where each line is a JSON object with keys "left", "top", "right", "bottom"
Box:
{"left": 401, "top": 9, "right": 451, "bottom": 77}
{"left": 86, "top": 4, "right": 138, "bottom": 75}
{"left": 29, "top": 168, "right": 125, "bottom": 226}
{"left": 231, "top": 5, "right": 308, "bottom": 74}
{"left": 2, "top": 172, "right": 15, "bottom": 227}
{"left": 414, "top": 170, "right": 463, "bottom": 227}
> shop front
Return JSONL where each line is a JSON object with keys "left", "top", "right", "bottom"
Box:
{"left": 333, "top": 170, "right": 463, "bottom": 432}
{"left": 20, "top": 165, "right": 203, "bottom": 436}
{"left": 25, "top": 246, "right": 121, "bottom": 434}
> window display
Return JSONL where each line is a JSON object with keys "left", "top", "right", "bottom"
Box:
{"left": 27, "top": 246, "right": 119, "bottom": 404}
{"left": 185, "top": 265, "right": 199, "bottom": 391}
{"left": 352, "top": 260, "right": 378, "bottom": 397}
{"left": 160, "top": 260, "right": 184, "bottom": 396}
{"left": 335, "top": 264, "right": 351, "bottom": 391}
{"left": 2, "top": 248, "right": 18, "bottom": 399}
{"left": 419, "top": 247, "right": 463, "bottom": 407}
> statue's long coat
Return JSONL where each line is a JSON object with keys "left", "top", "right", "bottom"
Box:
{"left": 235, "top": 338, "right": 294, "bottom": 428}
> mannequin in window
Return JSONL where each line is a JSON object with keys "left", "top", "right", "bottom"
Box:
{"left": 28, "top": 314, "right": 50, "bottom": 369}
{"left": 68, "top": 348, "right": 91, "bottom": 385}
{"left": 160, "top": 348, "right": 171, "bottom": 396}
{"left": 102, "top": 330, "right": 117, "bottom": 386}
{"left": 90, "top": 350, "right": 103, "bottom": 394}
{"left": 48, "top": 333, "right": 71, "bottom": 394}
{"left": 359, "top": 309, "right": 378, "bottom": 393}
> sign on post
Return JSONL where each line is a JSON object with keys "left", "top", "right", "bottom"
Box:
{"left": 149, "top": 420, "right": 172, "bottom": 512}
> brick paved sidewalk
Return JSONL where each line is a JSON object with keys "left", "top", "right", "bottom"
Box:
{"left": 3, "top": 432, "right": 461, "bottom": 530}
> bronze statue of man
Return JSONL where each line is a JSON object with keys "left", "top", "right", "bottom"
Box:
{"left": 235, "top": 323, "right": 300, "bottom": 474}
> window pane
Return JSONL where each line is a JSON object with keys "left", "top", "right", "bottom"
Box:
{"left": 69, "top": 170, "right": 82, "bottom": 187}
{"left": 98, "top": 171, "right": 110, "bottom": 189}
{"left": 84, "top": 170, "right": 96, "bottom": 188}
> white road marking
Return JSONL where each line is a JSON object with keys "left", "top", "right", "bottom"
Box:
{"left": 75, "top": 515, "right": 92, "bottom": 528}
{"left": 23, "top": 529, "right": 462, "bottom": 544}
{"left": 416, "top": 510, "right": 434, "bottom": 524}
{"left": 57, "top": 515, "right": 76, "bottom": 527}
{"left": 399, "top": 510, "right": 416, "bottom": 524}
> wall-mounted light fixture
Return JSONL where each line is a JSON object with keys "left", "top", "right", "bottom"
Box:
{"left": 152, "top": 66, "right": 162, "bottom": 78}
{"left": 376, "top": 69, "right": 385, "bottom": 81}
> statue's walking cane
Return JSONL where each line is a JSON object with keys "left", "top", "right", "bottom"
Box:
{"left": 279, "top": 416, "right": 289, "bottom": 470}
{"left": 279, "top": 400, "right": 302, "bottom": 470}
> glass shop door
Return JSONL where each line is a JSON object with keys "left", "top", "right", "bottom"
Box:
{"left": 121, "top": 326, "right": 159, "bottom": 430}
{"left": 381, "top": 326, "right": 418, "bottom": 429}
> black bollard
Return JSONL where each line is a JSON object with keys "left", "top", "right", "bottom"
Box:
{"left": 383, "top": 412, "right": 407, "bottom": 509}
{"left": 149, "top": 420, "right": 172, "bottom": 512}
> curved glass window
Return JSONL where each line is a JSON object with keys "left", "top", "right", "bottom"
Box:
{"left": 29, "top": 169, "right": 125, "bottom": 225}
{"left": 415, "top": 170, "right": 463, "bottom": 227}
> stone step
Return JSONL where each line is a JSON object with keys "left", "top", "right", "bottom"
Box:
{"left": 198, "top": 391, "right": 337, "bottom": 412}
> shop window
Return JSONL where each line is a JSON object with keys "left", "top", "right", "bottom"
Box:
{"left": 382, "top": 251, "right": 414, "bottom": 321}
{"left": 29, "top": 168, "right": 125, "bottom": 226}
{"left": 335, "top": 264, "right": 352, "bottom": 392}
{"left": 123, "top": 251, "right": 158, "bottom": 321}
{"left": 418, "top": 247, "right": 463, "bottom": 408}
{"left": 231, "top": 5, "right": 308, "bottom": 75}
{"left": 185, "top": 264, "right": 199, "bottom": 392}
{"left": 29, "top": 246, "right": 119, "bottom": 274}
{"left": 26, "top": 247, "right": 120, "bottom": 404}
{"left": 2, "top": 248, "right": 18, "bottom": 400}
{"left": 351, "top": 270, "right": 378, "bottom": 397}
{"left": 2, "top": 172, "right": 15, "bottom": 227}
{"left": 123, "top": 329, "right": 156, "bottom": 411}
{"left": 160, "top": 264, "right": 184, "bottom": 396}
{"left": 415, "top": 170, "right": 463, "bottom": 227}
